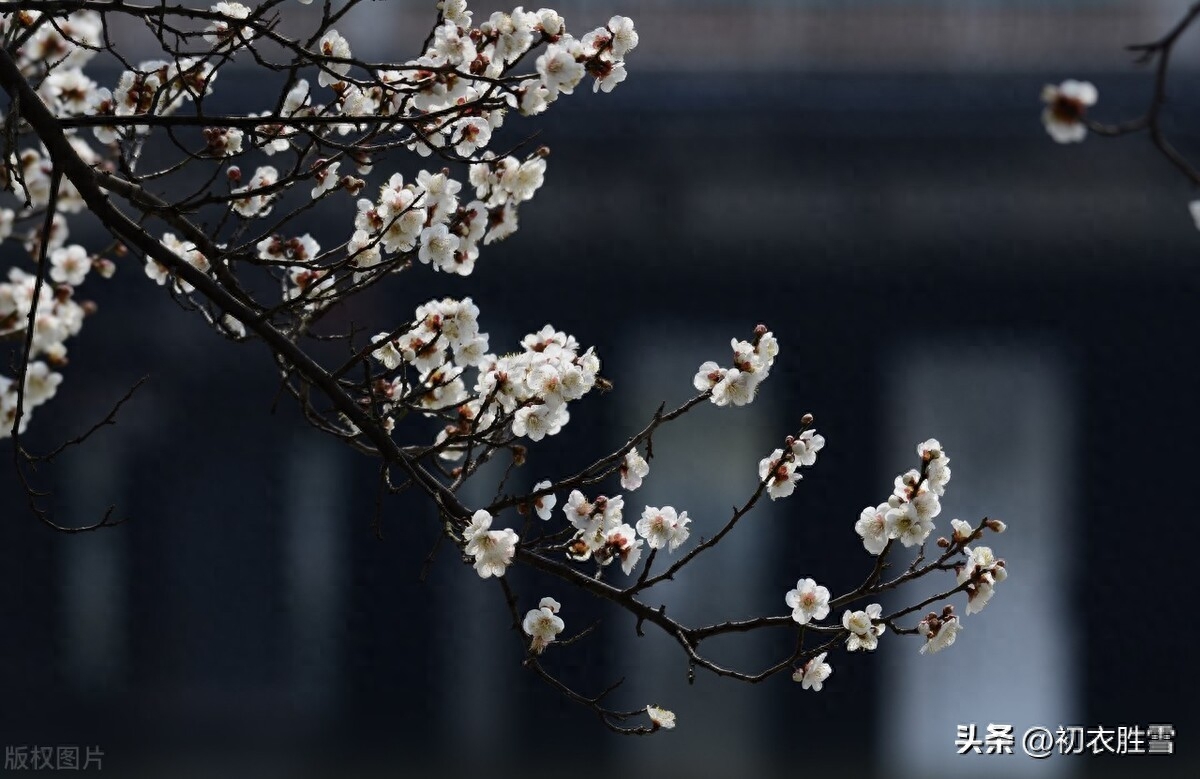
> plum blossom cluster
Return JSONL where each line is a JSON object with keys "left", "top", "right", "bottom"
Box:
{"left": 1, "top": 1, "right": 639, "bottom": 442}
{"left": 918, "top": 605, "right": 962, "bottom": 655}
{"left": 779, "top": 441, "right": 1009, "bottom": 690}
{"left": 0, "top": 224, "right": 111, "bottom": 438}
{"left": 854, "top": 438, "right": 950, "bottom": 554}
{"left": 549, "top": 487, "right": 691, "bottom": 576}
{"left": 694, "top": 324, "right": 778, "bottom": 407}
{"left": 369, "top": 302, "right": 600, "bottom": 447}
{"left": 758, "top": 425, "right": 825, "bottom": 500}
{"left": 369, "top": 297, "right": 488, "bottom": 423}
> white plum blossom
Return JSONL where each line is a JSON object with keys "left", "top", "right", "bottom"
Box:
{"left": 855, "top": 503, "right": 890, "bottom": 555}
{"left": 206, "top": 2, "right": 254, "bottom": 49}
{"left": 231, "top": 165, "right": 280, "bottom": 217}
{"left": 604, "top": 523, "right": 643, "bottom": 575}
{"left": 418, "top": 223, "right": 460, "bottom": 270}
{"left": 536, "top": 43, "right": 585, "bottom": 97}
{"left": 693, "top": 361, "right": 723, "bottom": 392}
{"left": 636, "top": 506, "right": 690, "bottom": 552}
{"left": 462, "top": 509, "right": 519, "bottom": 578}
{"left": 607, "top": 16, "right": 639, "bottom": 58}
{"left": 647, "top": 705, "right": 675, "bottom": 730}
{"left": 698, "top": 327, "right": 776, "bottom": 406}
{"left": 531, "top": 480, "right": 556, "bottom": 520}
{"left": 620, "top": 449, "right": 649, "bottom": 490}
{"left": 759, "top": 448, "right": 800, "bottom": 499}
{"left": 843, "top": 604, "right": 885, "bottom": 652}
{"left": 49, "top": 245, "right": 90, "bottom": 286}
{"left": 785, "top": 578, "right": 831, "bottom": 625}
{"left": 522, "top": 598, "right": 565, "bottom": 654}
{"left": 711, "top": 368, "right": 759, "bottom": 407}
{"left": 1041, "top": 79, "right": 1097, "bottom": 144}
{"left": 316, "top": 29, "right": 352, "bottom": 87}
{"left": 23, "top": 362, "right": 63, "bottom": 407}
{"left": 793, "top": 652, "right": 832, "bottom": 691}
{"left": 592, "top": 59, "right": 627, "bottom": 94}
{"left": 918, "top": 612, "right": 962, "bottom": 655}
{"left": 884, "top": 501, "right": 934, "bottom": 548}
{"left": 310, "top": 161, "right": 341, "bottom": 199}
{"left": 564, "top": 489, "right": 598, "bottom": 534}
{"left": 957, "top": 546, "right": 1007, "bottom": 615}
{"left": 790, "top": 429, "right": 825, "bottom": 466}
{"left": 950, "top": 518, "right": 975, "bottom": 544}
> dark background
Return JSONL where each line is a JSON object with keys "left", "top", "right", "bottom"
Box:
{"left": 2, "top": 2, "right": 1199, "bottom": 777}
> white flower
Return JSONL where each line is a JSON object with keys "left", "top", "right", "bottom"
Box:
{"left": 463, "top": 510, "right": 518, "bottom": 578}
{"left": 49, "top": 244, "right": 90, "bottom": 286}
{"left": 711, "top": 368, "right": 759, "bottom": 407}
{"left": 636, "top": 506, "right": 690, "bottom": 552}
{"left": 453, "top": 116, "right": 492, "bottom": 156}
{"left": 23, "top": 362, "right": 63, "bottom": 407}
{"left": 842, "top": 604, "right": 884, "bottom": 652}
{"left": 536, "top": 43, "right": 584, "bottom": 97}
{"left": 925, "top": 456, "right": 951, "bottom": 495}
{"left": 911, "top": 488, "right": 941, "bottom": 522}
{"left": 592, "top": 59, "right": 627, "bottom": 94}
{"left": 693, "top": 360, "right": 724, "bottom": 392}
{"left": 958, "top": 545, "right": 1007, "bottom": 615}
{"left": 531, "top": 480, "right": 556, "bottom": 520}
{"left": 790, "top": 429, "right": 825, "bottom": 466}
{"left": 418, "top": 223, "right": 460, "bottom": 270}
{"left": 919, "top": 615, "right": 962, "bottom": 655}
{"left": 855, "top": 503, "right": 890, "bottom": 555}
{"left": 522, "top": 600, "right": 565, "bottom": 654}
{"left": 563, "top": 489, "right": 597, "bottom": 533}
{"left": 758, "top": 448, "right": 800, "bottom": 500}
{"left": 620, "top": 449, "right": 649, "bottom": 490}
{"left": 512, "top": 404, "right": 554, "bottom": 441}
{"left": 310, "top": 160, "right": 341, "bottom": 199}
{"left": 205, "top": 2, "right": 254, "bottom": 48}
{"left": 462, "top": 509, "right": 493, "bottom": 544}
{"left": 785, "top": 578, "right": 830, "bottom": 625}
{"left": 793, "top": 652, "right": 832, "bottom": 691}
{"left": 370, "top": 334, "right": 403, "bottom": 370}
{"left": 646, "top": 705, "right": 675, "bottom": 730}
{"left": 605, "top": 523, "right": 643, "bottom": 575}
{"left": 950, "top": 518, "right": 974, "bottom": 544}
{"left": 884, "top": 501, "right": 934, "bottom": 548}
{"left": 500, "top": 158, "right": 546, "bottom": 202}
{"left": 316, "top": 29, "right": 352, "bottom": 87}
{"left": 607, "top": 16, "right": 639, "bottom": 58}
{"left": 917, "top": 438, "right": 944, "bottom": 459}
{"left": 1041, "top": 79, "right": 1097, "bottom": 144}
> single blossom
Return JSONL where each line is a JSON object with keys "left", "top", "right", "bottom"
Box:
{"left": 793, "top": 652, "right": 832, "bottom": 691}
{"left": 785, "top": 578, "right": 830, "bottom": 625}
{"left": 646, "top": 705, "right": 675, "bottom": 730}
